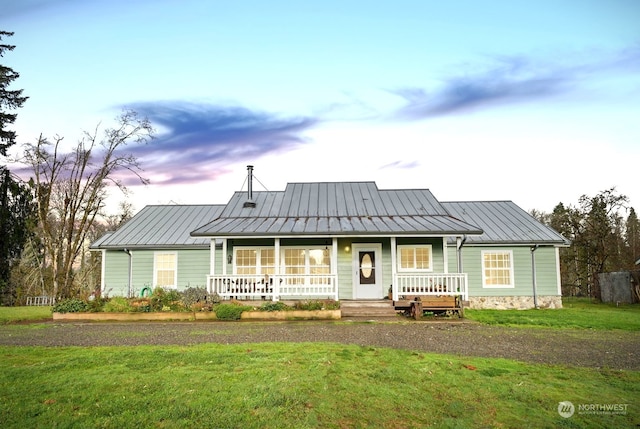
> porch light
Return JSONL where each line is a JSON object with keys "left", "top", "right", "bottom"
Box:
{"left": 227, "top": 254, "right": 232, "bottom": 264}
{"left": 344, "top": 245, "right": 350, "bottom": 253}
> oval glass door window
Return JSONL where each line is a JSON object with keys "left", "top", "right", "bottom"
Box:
{"left": 361, "top": 253, "right": 373, "bottom": 278}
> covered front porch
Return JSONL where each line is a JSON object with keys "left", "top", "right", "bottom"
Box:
{"left": 206, "top": 272, "right": 468, "bottom": 302}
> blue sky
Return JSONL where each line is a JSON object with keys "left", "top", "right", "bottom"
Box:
{"left": 2, "top": 0, "right": 639, "bottom": 214}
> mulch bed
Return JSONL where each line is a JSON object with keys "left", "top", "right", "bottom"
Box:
{"left": 1, "top": 319, "right": 638, "bottom": 371}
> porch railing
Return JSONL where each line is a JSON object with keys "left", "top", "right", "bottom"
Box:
{"left": 394, "top": 273, "right": 468, "bottom": 301}
{"left": 207, "top": 274, "right": 339, "bottom": 301}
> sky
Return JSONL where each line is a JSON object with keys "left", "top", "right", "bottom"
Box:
{"left": 1, "top": 0, "right": 639, "bottom": 216}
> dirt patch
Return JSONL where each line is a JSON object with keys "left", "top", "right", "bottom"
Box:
{"left": 0, "top": 320, "right": 638, "bottom": 370}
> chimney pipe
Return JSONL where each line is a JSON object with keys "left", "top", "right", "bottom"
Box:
{"left": 243, "top": 165, "right": 256, "bottom": 208}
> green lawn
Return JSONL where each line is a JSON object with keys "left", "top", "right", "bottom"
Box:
{"left": 0, "top": 343, "right": 637, "bottom": 428}
{"left": 0, "top": 306, "right": 52, "bottom": 324}
{"left": 465, "top": 298, "right": 640, "bottom": 331}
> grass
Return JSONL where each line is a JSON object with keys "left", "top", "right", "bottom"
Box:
{"left": 0, "top": 343, "right": 637, "bottom": 428}
{"left": 465, "top": 297, "right": 640, "bottom": 331}
{"left": 0, "top": 306, "right": 52, "bottom": 324}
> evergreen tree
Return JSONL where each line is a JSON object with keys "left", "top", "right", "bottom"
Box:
{"left": 0, "top": 31, "right": 28, "bottom": 155}
{"left": 0, "top": 31, "right": 32, "bottom": 304}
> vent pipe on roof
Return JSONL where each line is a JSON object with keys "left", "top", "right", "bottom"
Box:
{"left": 243, "top": 165, "right": 256, "bottom": 208}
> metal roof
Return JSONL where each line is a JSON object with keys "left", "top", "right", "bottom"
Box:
{"left": 90, "top": 205, "right": 224, "bottom": 249}
{"left": 442, "top": 201, "right": 570, "bottom": 245}
{"left": 191, "top": 182, "right": 483, "bottom": 237}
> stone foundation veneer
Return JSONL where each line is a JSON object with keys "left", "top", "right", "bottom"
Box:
{"left": 467, "top": 296, "right": 563, "bottom": 310}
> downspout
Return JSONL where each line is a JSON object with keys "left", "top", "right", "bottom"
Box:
{"left": 531, "top": 245, "right": 539, "bottom": 309}
{"left": 456, "top": 235, "right": 468, "bottom": 304}
{"left": 456, "top": 235, "right": 467, "bottom": 273}
{"left": 124, "top": 248, "right": 132, "bottom": 298}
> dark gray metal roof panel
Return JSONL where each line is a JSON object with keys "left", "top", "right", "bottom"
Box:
{"left": 191, "top": 181, "right": 484, "bottom": 237}
{"left": 442, "top": 201, "right": 570, "bottom": 245}
{"left": 91, "top": 205, "right": 224, "bottom": 249}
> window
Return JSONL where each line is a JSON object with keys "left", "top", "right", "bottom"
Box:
{"left": 283, "top": 247, "right": 331, "bottom": 284}
{"left": 232, "top": 246, "right": 331, "bottom": 282}
{"left": 234, "top": 248, "right": 274, "bottom": 275}
{"left": 481, "top": 250, "right": 514, "bottom": 288}
{"left": 397, "top": 245, "right": 432, "bottom": 271}
{"left": 154, "top": 252, "right": 177, "bottom": 288}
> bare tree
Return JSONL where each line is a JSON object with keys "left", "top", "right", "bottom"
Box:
{"left": 22, "top": 110, "right": 153, "bottom": 298}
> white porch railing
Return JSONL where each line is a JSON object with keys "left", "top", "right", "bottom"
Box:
{"left": 207, "top": 274, "right": 339, "bottom": 301}
{"left": 394, "top": 273, "right": 468, "bottom": 301}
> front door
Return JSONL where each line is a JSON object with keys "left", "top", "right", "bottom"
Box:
{"left": 352, "top": 244, "right": 383, "bottom": 299}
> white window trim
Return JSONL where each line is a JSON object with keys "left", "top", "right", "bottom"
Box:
{"left": 232, "top": 246, "right": 333, "bottom": 275}
{"left": 233, "top": 247, "right": 274, "bottom": 275}
{"left": 153, "top": 251, "right": 178, "bottom": 289}
{"left": 397, "top": 244, "right": 433, "bottom": 272}
{"left": 280, "top": 246, "right": 332, "bottom": 275}
{"left": 481, "top": 250, "right": 515, "bottom": 288}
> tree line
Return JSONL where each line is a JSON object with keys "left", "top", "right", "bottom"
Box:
{"left": 1, "top": 31, "right": 639, "bottom": 304}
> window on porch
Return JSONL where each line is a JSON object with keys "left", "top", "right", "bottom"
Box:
{"left": 397, "top": 245, "right": 433, "bottom": 271}
{"left": 283, "top": 248, "right": 331, "bottom": 284}
{"left": 235, "top": 248, "right": 275, "bottom": 275}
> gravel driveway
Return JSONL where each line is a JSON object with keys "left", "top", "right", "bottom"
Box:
{"left": 1, "top": 320, "right": 638, "bottom": 371}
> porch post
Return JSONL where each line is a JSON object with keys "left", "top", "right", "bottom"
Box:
{"left": 209, "top": 238, "right": 216, "bottom": 294}
{"left": 442, "top": 237, "right": 448, "bottom": 274}
{"left": 332, "top": 237, "right": 338, "bottom": 300}
{"left": 222, "top": 238, "right": 228, "bottom": 276}
{"left": 273, "top": 238, "right": 280, "bottom": 301}
{"left": 390, "top": 236, "right": 398, "bottom": 301}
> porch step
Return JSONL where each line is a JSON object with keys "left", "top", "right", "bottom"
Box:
{"left": 340, "top": 300, "right": 397, "bottom": 317}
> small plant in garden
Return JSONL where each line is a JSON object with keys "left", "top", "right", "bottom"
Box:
{"left": 102, "top": 297, "right": 133, "bottom": 313}
{"left": 180, "top": 287, "right": 212, "bottom": 311}
{"left": 214, "top": 303, "right": 252, "bottom": 320}
{"left": 259, "top": 301, "right": 291, "bottom": 312}
{"left": 293, "top": 299, "right": 340, "bottom": 311}
{"left": 150, "top": 287, "right": 185, "bottom": 312}
{"left": 130, "top": 298, "right": 151, "bottom": 312}
{"left": 52, "top": 298, "right": 89, "bottom": 313}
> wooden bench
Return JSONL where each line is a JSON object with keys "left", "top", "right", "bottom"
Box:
{"left": 394, "top": 295, "right": 462, "bottom": 319}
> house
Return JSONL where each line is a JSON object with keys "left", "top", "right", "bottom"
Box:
{"left": 91, "top": 167, "right": 569, "bottom": 310}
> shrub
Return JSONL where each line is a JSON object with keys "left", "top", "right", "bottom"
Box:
{"left": 85, "top": 297, "right": 108, "bottom": 313}
{"left": 103, "top": 296, "right": 133, "bottom": 313}
{"left": 52, "top": 298, "right": 89, "bottom": 313}
{"left": 259, "top": 301, "right": 291, "bottom": 312}
{"left": 130, "top": 298, "right": 151, "bottom": 312}
{"left": 214, "top": 303, "right": 252, "bottom": 320}
{"left": 150, "top": 287, "right": 185, "bottom": 312}
{"left": 181, "top": 287, "right": 209, "bottom": 309}
{"left": 293, "top": 300, "right": 340, "bottom": 311}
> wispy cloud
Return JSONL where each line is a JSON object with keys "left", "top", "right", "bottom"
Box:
{"left": 121, "top": 101, "right": 317, "bottom": 185}
{"left": 379, "top": 160, "right": 420, "bottom": 170}
{"left": 390, "top": 47, "right": 640, "bottom": 120}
